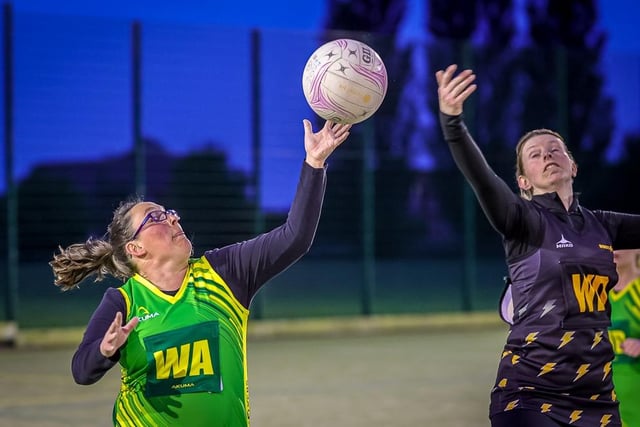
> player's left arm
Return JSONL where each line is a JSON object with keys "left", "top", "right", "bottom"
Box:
{"left": 205, "top": 161, "right": 327, "bottom": 307}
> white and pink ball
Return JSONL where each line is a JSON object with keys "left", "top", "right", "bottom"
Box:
{"left": 302, "top": 38, "right": 388, "bottom": 124}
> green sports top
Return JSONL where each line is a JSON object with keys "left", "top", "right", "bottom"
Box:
{"left": 609, "top": 277, "right": 640, "bottom": 427}
{"left": 115, "top": 256, "right": 250, "bottom": 427}
{"left": 72, "top": 163, "right": 327, "bottom": 426}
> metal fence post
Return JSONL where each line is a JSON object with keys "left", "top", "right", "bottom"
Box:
{"left": 250, "top": 29, "right": 265, "bottom": 319}
{"left": 2, "top": 2, "right": 18, "bottom": 346}
{"left": 361, "top": 120, "right": 375, "bottom": 316}
{"left": 132, "top": 21, "right": 145, "bottom": 197}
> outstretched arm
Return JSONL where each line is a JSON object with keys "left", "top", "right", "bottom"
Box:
{"left": 207, "top": 120, "right": 351, "bottom": 307}
{"left": 436, "top": 64, "right": 521, "bottom": 235}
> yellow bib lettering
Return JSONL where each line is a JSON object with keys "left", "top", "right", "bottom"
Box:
{"left": 608, "top": 330, "right": 626, "bottom": 354}
{"left": 572, "top": 274, "right": 609, "bottom": 312}
{"left": 153, "top": 340, "right": 214, "bottom": 380}
{"left": 190, "top": 339, "right": 214, "bottom": 376}
{"left": 154, "top": 343, "right": 191, "bottom": 379}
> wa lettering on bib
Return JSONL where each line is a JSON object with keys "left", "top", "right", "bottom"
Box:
{"left": 143, "top": 321, "right": 222, "bottom": 397}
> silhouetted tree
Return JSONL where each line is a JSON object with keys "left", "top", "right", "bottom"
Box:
{"left": 314, "top": 0, "right": 621, "bottom": 257}
{"left": 17, "top": 170, "right": 89, "bottom": 261}
{"left": 164, "top": 145, "right": 256, "bottom": 255}
{"left": 428, "top": 0, "right": 478, "bottom": 40}
{"left": 522, "top": 0, "right": 614, "bottom": 208}
{"left": 597, "top": 133, "right": 640, "bottom": 212}
{"left": 421, "top": 0, "right": 617, "bottom": 250}
{"left": 10, "top": 138, "right": 257, "bottom": 265}
{"left": 320, "top": 0, "right": 439, "bottom": 258}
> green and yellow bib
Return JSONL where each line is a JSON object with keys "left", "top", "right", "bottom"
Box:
{"left": 114, "top": 256, "right": 250, "bottom": 427}
{"left": 609, "top": 278, "right": 640, "bottom": 427}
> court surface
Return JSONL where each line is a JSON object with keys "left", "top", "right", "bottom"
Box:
{"left": 0, "top": 323, "right": 507, "bottom": 427}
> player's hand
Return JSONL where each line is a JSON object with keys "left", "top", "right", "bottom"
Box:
{"left": 100, "top": 311, "right": 139, "bottom": 358}
{"left": 435, "top": 64, "right": 477, "bottom": 116}
{"left": 621, "top": 337, "right": 640, "bottom": 358}
{"left": 303, "top": 119, "right": 351, "bottom": 168}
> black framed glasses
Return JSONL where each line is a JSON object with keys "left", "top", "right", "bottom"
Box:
{"left": 131, "top": 209, "right": 179, "bottom": 239}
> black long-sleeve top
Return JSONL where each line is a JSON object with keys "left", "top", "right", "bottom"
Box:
{"left": 72, "top": 161, "right": 327, "bottom": 385}
{"left": 440, "top": 112, "right": 640, "bottom": 259}
{"left": 441, "top": 112, "right": 640, "bottom": 426}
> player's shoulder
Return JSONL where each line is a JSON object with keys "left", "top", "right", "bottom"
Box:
{"left": 104, "top": 286, "right": 126, "bottom": 302}
{"left": 629, "top": 277, "right": 640, "bottom": 293}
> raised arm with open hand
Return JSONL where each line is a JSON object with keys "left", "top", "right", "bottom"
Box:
{"left": 435, "top": 64, "right": 477, "bottom": 116}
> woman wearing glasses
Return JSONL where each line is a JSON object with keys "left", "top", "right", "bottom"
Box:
{"left": 50, "top": 119, "right": 351, "bottom": 427}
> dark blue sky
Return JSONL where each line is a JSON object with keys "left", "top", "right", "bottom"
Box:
{"left": 5, "top": 0, "right": 330, "bottom": 209}
{"left": 3, "top": 0, "right": 640, "bottom": 209}
{"left": 9, "top": 1, "right": 639, "bottom": 51}
{"left": 10, "top": 0, "right": 327, "bottom": 29}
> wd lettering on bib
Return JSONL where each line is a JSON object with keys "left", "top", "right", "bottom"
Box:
{"left": 561, "top": 264, "right": 612, "bottom": 330}
{"left": 571, "top": 273, "right": 609, "bottom": 313}
{"left": 144, "top": 321, "right": 221, "bottom": 396}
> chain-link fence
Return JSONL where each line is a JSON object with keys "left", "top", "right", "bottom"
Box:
{"left": 2, "top": 7, "right": 639, "bottom": 329}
